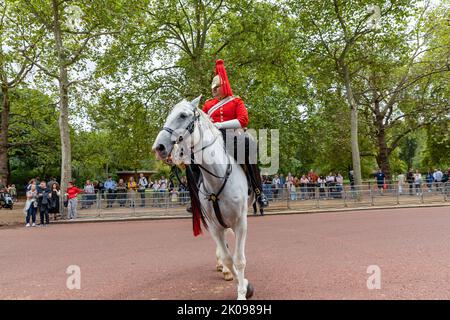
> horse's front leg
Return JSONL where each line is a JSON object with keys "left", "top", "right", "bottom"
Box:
{"left": 216, "top": 246, "right": 223, "bottom": 272}
{"left": 234, "top": 216, "right": 253, "bottom": 300}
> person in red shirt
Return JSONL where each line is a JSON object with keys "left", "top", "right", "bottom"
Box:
{"left": 65, "top": 181, "right": 84, "bottom": 220}
{"left": 187, "top": 60, "right": 268, "bottom": 212}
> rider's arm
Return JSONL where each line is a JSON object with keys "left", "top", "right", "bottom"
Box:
{"left": 234, "top": 98, "right": 249, "bottom": 127}
{"left": 214, "top": 119, "right": 242, "bottom": 129}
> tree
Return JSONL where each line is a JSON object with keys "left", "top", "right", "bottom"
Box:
{"left": 96, "top": 0, "right": 305, "bottom": 173}
{"left": 354, "top": 2, "right": 450, "bottom": 179}
{"left": 0, "top": 1, "right": 39, "bottom": 184}
{"left": 8, "top": 87, "right": 60, "bottom": 185}
{"left": 19, "top": 0, "right": 124, "bottom": 212}
{"left": 288, "top": 0, "right": 417, "bottom": 187}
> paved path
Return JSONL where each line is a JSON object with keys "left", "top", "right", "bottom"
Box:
{"left": 1, "top": 206, "right": 450, "bottom": 299}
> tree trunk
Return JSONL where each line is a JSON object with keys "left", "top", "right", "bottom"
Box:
{"left": 342, "top": 64, "right": 362, "bottom": 190}
{"left": 375, "top": 122, "right": 391, "bottom": 181}
{"left": 0, "top": 84, "right": 10, "bottom": 185}
{"left": 52, "top": 0, "right": 71, "bottom": 216}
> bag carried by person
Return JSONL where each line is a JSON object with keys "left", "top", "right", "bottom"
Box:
{"left": 63, "top": 194, "right": 68, "bottom": 207}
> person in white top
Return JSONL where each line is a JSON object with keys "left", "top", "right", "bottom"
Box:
{"left": 290, "top": 183, "right": 297, "bottom": 201}
{"left": 159, "top": 176, "right": 167, "bottom": 190}
{"left": 414, "top": 170, "right": 422, "bottom": 195}
{"left": 272, "top": 175, "right": 281, "bottom": 199}
{"left": 318, "top": 176, "right": 326, "bottom": 199}
{"left": 300, "top": 175, "right": 309, "bottom": 200}
{"left": 82, "top": 180, "right": 95, "bottom": 209}
{"left": 24, "top": 184, "right": 38, "bottom": 227}
{"left": 433, "top": 169, "right": 443, "bottom": 191}
{"left": 286, "top": 173, "right": 294, "bottom": 189}
{"left": 326, "top": 173, "right": 335, "bottom": 184}
{"left": 138, "top": 173, "right": 148, "bottom": 207}
{"left": 397, "top": 173, "right": 405, "bottom": 194}
{"left": 336, "top": 173, "right": 344, "bottom": 194}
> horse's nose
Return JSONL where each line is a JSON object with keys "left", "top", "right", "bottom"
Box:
{"left": 156, "top": 144, "right": 166, "bottom": 152}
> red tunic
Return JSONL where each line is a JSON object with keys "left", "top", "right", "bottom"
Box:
{"left": 202, "top": 97, "right": 249, "bottom": 128}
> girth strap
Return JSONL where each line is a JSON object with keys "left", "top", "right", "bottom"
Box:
{"left": 199, "top": 162, "right": 232, "bottom": 229}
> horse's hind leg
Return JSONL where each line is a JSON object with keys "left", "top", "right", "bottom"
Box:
{"left": 215, "top": 246, "right": 233, "bottom": 281}
{"left": 221, "top": 241, "right": 234, "bottom": 281}
{"left": 211, "top": 229, "right": 237, "bottom": 282}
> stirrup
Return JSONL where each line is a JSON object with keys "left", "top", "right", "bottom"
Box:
{"left": 257, "top": 193, "right": 269, "bottom": 208}
{"left": 186, "top": 206, "right": 192, "bottom": 213}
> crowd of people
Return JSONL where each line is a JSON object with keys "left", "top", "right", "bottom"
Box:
{"left": 262, "top": 171, "right": 346, "bottom": 200}
{"left": 16, "top": 174, "right": 191, "bottom": 226}
{"left": 261, "top": 168, "right": 450, "bottom": 200}
{"left": 1, "top": 167, "right": 448, "bottom": 228}
{"left": 396, "top": 168, "right": 449, "bottom": 196}
{"left": 0, "top": 180, "right": 18, "bottom": 202}
{"left": 89, "top": 174, "right": 190, "bottom": 209}
{"left": 22, "top": 177, "right": 65, "bottom": 227}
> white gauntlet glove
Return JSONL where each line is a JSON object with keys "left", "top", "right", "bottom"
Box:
{"left": 214, "top": 119, "right": 242, "bottom": 130}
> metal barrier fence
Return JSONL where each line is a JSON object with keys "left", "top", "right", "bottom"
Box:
{"left": 66, "top": 182, "right": 449, "bottom": 220}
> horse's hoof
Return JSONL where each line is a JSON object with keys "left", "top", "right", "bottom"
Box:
{"left": 216, "top": 264, "right": 223, "bottom": 272}
{"left": 223, "top": 272, "right": 233, "bottom": 281}
{"left": 246, "top": 282, "right": 254, "bottom": 299}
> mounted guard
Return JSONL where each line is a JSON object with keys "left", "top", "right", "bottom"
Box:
{"left": 187, "top": 59, "right": 269, "bottom": 212}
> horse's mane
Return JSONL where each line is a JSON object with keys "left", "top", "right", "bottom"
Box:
{"left": 181, "top": 103, "right": 225, "bottom": 236}
{"left": 196, "top": 108, "right": 223, "bottom": 144}
{"left": 170, "top": 99, "right": 222, "bottom": 142}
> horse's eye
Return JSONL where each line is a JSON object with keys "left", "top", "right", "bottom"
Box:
{"left": 180, "top": 113, "right": 187, "bottom": 119}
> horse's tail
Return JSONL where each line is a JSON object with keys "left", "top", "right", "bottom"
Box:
{"left": 186, "top": 165, "right": 208, "bottom": 236}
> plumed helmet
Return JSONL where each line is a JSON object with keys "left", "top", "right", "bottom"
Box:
{"left": 211, "top": 75, "right": 221, "bottom": 90}
{"left": 211, "top": 59, "right": 233, "bottom": 96}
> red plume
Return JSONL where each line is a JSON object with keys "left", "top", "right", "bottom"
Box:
{"left": 215, "top": 59, "right": 233, "bottom": 97}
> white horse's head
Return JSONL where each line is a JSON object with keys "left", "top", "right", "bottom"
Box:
{"left": 152, "top": 96, "right": 202, "bottom": 162}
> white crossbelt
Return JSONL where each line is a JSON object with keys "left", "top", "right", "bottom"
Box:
{"left": 207, "top": 96, "right": 236, "bottom": 117}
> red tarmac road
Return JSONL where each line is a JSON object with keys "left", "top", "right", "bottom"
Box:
{"left": 1, "top": 206, "right": 450, "bottom": 300}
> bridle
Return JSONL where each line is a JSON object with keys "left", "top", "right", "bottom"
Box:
{"left": 158, "top": 108, "right": 232, "bottom": 228}
{"left": 160, "top": 109, "right": 219, "bottom": 156}
{"left": 162, "top": 110, "right": 198, "bottom": 146}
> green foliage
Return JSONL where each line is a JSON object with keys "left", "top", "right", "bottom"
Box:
{"left": 420, "top": 120, "right": 450, "bottom": 170}
{"left": 8, "top": 88, "right": 60, "bottom": 187}
{"left": 2, "top": 0, "right": 449, "bottom": 184}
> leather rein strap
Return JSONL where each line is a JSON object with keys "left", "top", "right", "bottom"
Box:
{"left": 161, "top": 109, "right": 231, "bottom": 229}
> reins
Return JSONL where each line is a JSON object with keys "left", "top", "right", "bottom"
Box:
{"left": 160, "top": 109, "right": 231, "bottom": 229}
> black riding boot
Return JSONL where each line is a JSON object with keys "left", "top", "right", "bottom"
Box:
{"left": 186, "top": 164, "right": 201, "bottom": 213}
{"left": 247, "top": 163, "right": 269, "bottom": 208}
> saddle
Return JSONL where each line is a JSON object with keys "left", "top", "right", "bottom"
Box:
{"left": 183, "top": 128, "right": 266, "bottom": 235}
{"left": 220, "top": 129, "right": 256, "bottom": 195}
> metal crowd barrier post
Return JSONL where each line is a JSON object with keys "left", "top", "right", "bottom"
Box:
{"left": 343, "top": 186, "right": 348, "bottom": 207}
{"left": 97, "top": 192, "right": 101, "bottom": 217}
{"left": 396, "top": 185, "right": 400, "bottom": 205}
{"left": 370, "top": 187, "right": 374, "bottom": 206}
{"left": 315, "top": 187, "right": 319, "bottom": 209}
{"left": 287, "top": 187, "right": 291, "bottom": 209}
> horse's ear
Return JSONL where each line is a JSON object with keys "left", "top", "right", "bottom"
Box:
{"left": 190, "top": 95, "right": 202, "bottom": 109}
